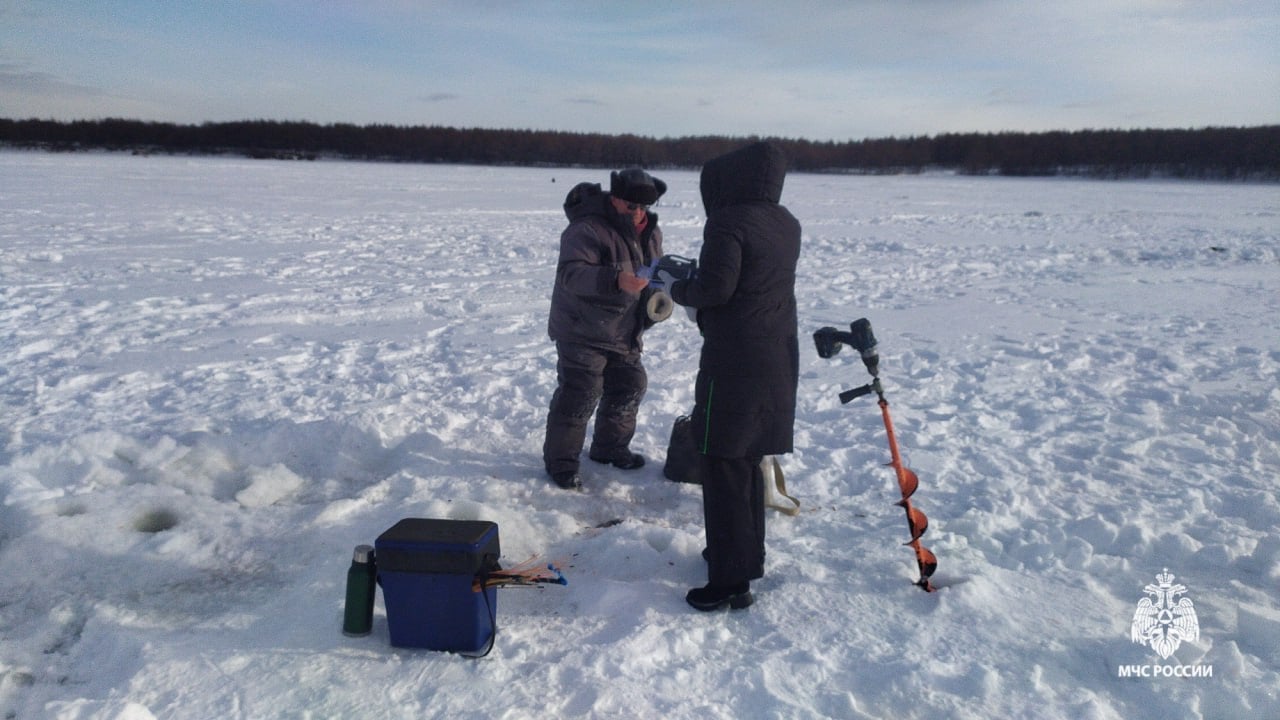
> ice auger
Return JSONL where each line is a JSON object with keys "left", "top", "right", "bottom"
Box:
{"left": 814, "top": 318, "right": 938, "bottom": 592}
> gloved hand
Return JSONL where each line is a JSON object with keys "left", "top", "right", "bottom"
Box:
{"left": 636, "top": 260, "right": 662, "bottom": 290}
{"left": 646, "top": 254, "right": 697, "bottom": 291}
{"left": 655, "top": 268, "right": 680, "bottom": 289}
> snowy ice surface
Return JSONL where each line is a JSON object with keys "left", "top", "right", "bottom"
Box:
{"left": 1, "top": 151, "right": 1278, "bottom": 720}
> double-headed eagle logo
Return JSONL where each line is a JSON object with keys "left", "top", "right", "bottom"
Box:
{"left": 1130, "top": 568, "right": 1200, "bottom": 659}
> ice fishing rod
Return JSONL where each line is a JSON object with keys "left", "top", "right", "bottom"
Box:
{"left": 473, "top": 558, "right": 568, "bottom": 591}
{"left": 814, "top": 318, "right": 938, "bottom": 592}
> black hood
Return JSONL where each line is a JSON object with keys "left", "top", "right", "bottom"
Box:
{"left": 699, "top": 141, "right": 788, "bottom": 213}
{"left": 563, "top": 181, "right": 606, "bottom": 222}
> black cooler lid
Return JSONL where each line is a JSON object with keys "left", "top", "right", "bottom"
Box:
{"left": 375, "top": 518, "right": 500, "bottom": 575}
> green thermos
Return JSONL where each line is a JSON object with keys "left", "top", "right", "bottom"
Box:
{"left": 342, "top": 544, "right": 376, "bottom": 636}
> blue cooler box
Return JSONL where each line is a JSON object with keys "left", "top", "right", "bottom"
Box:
{"left": 375, "top": 518, "right": 500, "bottom": 652}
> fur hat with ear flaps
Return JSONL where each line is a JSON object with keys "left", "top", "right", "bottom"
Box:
{"left": 610, "top": 167, "right": 667, "bottom": 205}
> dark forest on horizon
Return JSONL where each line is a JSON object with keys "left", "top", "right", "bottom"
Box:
{"left": 2, "top": 117, "right": 1277, "bottom": 181}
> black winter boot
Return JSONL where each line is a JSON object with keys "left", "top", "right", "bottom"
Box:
{"left": 685, "top": 582, "right": 753, "bottom": 611}
{"left": 550, "top": 471, "right": 582, "bottom": 490}
{"left": 589, "top": 451, "right": 645, "bottom": 470}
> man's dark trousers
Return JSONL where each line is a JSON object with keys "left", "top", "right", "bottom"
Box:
{"left": 543, "top": 341, "right": 646, "bottom": 475}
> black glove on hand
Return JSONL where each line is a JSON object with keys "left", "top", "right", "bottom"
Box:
{"left": 646, "top": 255, "right": 697, "bottom": 291}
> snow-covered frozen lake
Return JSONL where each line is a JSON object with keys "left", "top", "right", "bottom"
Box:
{"left": 1, "top": 150, "right": 1277, "bottom": 719}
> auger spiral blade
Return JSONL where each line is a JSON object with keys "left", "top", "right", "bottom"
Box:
{"left": 902, "top": 505, "right": 929, "bottom": 543}
{"left": 897, "top": 467, "right": 919, "bottom": 500}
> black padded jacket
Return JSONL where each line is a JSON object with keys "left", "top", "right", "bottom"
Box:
{"left": 670, "top": 142, "right": 801, "bottom": 458}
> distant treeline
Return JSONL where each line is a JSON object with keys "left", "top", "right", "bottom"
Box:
{"left": 2, "top": 117, "right": 1277, "bottom": 180}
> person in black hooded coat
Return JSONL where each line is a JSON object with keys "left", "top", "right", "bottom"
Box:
{"left": 667, "top": 141, "right": 801, "bottom": 611}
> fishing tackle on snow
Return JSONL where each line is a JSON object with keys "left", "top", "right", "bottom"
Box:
{"left": 814, "top": 318, "right": 938, "bottom": 592}
{"left": 474, "top": 557, "right": 568, "bottom": 591}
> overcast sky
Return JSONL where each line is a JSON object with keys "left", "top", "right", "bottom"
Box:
{"left": 3, "top": 1, "right": 1277, "bottom": 141}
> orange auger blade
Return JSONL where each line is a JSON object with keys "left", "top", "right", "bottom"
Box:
{"left": 814, "top": 317, "right": 939, "bottom": 592}
{"left": 897, "top": 466, "right": 919, "bottom": 500}
{"left": 917, "top": 546, "right": 938, "bottom": 576}
{"left": 903, "top": 505, "right": 928, "bottom": 543}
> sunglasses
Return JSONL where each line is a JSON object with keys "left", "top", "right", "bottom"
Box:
{"left": 622, "top": 201, "right": 649, "bottom": 212}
